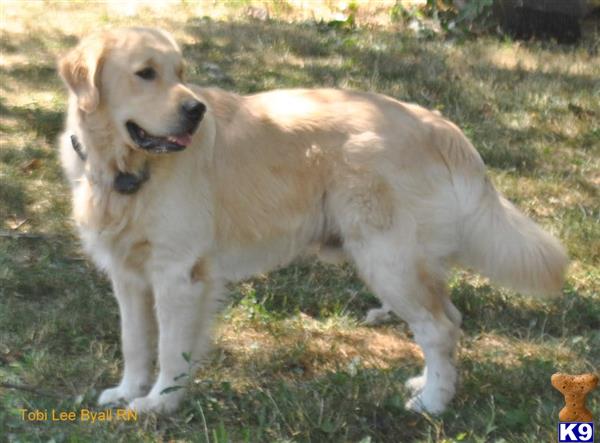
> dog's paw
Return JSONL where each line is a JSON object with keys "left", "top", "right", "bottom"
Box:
{"left": 405, "top": 374, "right": 427, "bottom": 393}
{"left": 98, "top": 387, "right": 127, "bottom": 406}
{"left": 404, "top": 388, "right": 452, "bottom": 415}
{"left": 404, "top": 394, "right": 427, "bottom": 413}
{"left": 98, "top": 383, "right": 148, "bottom": 406}
{"left": 363, "top": 305, "right": 392, "bottom": 325}
{"left": 128, "top": 393, "right": 180, "bottom": 414}
{"left": 405, "top": 393, "right": 445, "bottom": 415}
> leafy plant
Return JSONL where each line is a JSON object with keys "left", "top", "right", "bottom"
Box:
{"left": 391, "top": 0, "right": 498, "bottom": 37}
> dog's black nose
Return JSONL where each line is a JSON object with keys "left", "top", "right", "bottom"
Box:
{"left": 181, "top": 100, "right": 206, "bottom": 122}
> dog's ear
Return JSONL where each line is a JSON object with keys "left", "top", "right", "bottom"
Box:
{"left": 59, "top": 34, "right": 108, "bottom": 113}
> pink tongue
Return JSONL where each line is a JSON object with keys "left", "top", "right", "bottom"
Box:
{"left": 174, "top": 134, "right": 192, "bottom": 146}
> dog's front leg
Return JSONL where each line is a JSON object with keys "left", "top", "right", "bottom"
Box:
{"left": 98, "top": 269, "right": 157, "bottom": 405}
{"left": 128, "top": 267, "right": 220, "bottom": 413}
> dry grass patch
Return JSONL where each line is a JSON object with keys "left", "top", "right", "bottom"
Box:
{"left": 216, "top": 312, "right": 421, "bottom": 383}
{"left": 461, "top": 333, "right": 582, "bottom": 370}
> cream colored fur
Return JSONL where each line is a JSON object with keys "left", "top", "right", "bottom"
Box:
{"left": 58, "top": 27, "right": 568, "bottom": 415}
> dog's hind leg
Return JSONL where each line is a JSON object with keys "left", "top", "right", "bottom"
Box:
{"left": 98, "top": 269, "right": 157, "bottom": 406}
{"left": 128, "top": 264, "right": 222, "bottom": 413}
{"left": 344, "top": 221, "right": 461, "bottom": 414}
{"left": 405, "top": 292, "right": 462, "bottom": 396}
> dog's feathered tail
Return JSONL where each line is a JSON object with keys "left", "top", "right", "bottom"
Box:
{"left": 437, "top": 123, "right": 569, "bottom": 297}
{"left": 457, "top": 180, "right": 568, "bottom": 296}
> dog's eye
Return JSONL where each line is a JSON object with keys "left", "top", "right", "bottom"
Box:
{"left": 135, "top": 67, "right": 156, "bottom": 80}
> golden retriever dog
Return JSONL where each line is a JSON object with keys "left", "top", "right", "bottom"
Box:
{"left": 58, "top": 27, "right": 568, "bottom": 414}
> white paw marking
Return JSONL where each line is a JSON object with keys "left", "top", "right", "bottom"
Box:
{"left": 405, "top": 392, "right": 447, "bottom": 414}
{"left": 405, "top": 374, "right": 427, "bottom": 393}
{"left": 128, "top": 393, "right": 180, "bottom": 414}
{"left": 363, "top": 305, "right": 392, "bottom": 325}
{"left": 98, "top": 383, "right": 149, "bottom": 406}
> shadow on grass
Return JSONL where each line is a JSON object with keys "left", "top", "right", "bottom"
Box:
{"left": 175, "top": 351, "right": 571, "bottom": 441}
{"left": 0, "top": 28, "right": 75, "bottom": 93}
{"left": 0, "top": 176, "right": 28, "bottom": 219}
{"left": 182, "top": 368, "right": 426, "bottom": 442}
{"left": 471, "top": 64, "right": 600, "bottom": 96}
{"left": 450, "top": 281, "right": 600, "bottom": 338}
{"left": 0, "top": 28, "right": 77, "bottom": 55}
{"left": 234, "top": 259, "right": 599, "bottom": 337}
{"left": 0, "top": 64, "right": 61, "bottom": 90}
{"left": 0, "top": 100, "right": 64, "bottom": 144}
{"left": 456, "top": 354, "right": 564, "bottom": 436}
{"left": 228, "top": 261, "right": 379, "bottom": 322}
{"left": 0, "top": 334, "right": 577, "bottom": 442}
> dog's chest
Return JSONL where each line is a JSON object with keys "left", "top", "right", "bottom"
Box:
{"left": 79, "top": 228, "right": 117, "bottom": 272}
{"left": 73, "top": 180, "right": 148, "bottom": 271}
{"left": 79, "top": 226, "right": 150, "bottom": 273}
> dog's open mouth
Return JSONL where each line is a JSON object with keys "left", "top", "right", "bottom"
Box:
{"left": 126, "top": 121, "right": 193, "bottom": 153}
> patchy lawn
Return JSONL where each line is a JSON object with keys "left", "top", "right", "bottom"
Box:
{"left": 0, "top": 1, "right": 598, "bottom": 442}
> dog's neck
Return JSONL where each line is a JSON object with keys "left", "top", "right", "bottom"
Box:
{"left": 72, "top": 109, "right": 150, "bottom": 195}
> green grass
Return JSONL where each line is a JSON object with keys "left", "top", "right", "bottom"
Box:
{"left": 1, "top": 2, "right": 598, "bottom": 442}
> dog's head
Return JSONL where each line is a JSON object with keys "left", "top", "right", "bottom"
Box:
{"left": 59, "top": 28, "right": 205, "bottom": 153}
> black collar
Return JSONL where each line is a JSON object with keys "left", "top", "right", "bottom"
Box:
{"left": 71, "top": 134, "right": 150, "bottom": 195}
{"left": 70, "top": 135, "right": 87, "bottom": 161}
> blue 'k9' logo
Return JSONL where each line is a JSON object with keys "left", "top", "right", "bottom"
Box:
{"left": 558, "top": 422, "right": 594, "bottom": 442}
